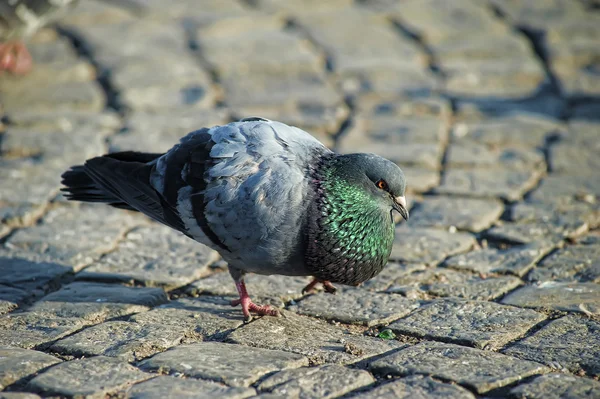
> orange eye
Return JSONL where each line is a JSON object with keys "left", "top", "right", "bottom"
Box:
{"left": 376, "top": 179, "right": 388, "bottom": 190}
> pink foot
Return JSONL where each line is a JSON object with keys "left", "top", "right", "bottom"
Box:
{"left": 302, "top": 278, "right": 337, "bottom": 294}
{"left": 0, "top": 41, "right": 33, "bottom": 75}
{"left": 231, "top": 280, "right": 279, "bottom": 322}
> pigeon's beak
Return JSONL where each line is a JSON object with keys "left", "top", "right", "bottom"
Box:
{"left": 393, "top": 195, "right": 409, "bottom": 221}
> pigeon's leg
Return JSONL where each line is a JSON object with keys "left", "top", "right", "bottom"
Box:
{"left": 302, "top": 278, "right": 337, "bottom": 294}
{"left": 230, "top": 280, "right": 279, "bottom": 322}
{"left": 0, "top": 41, "right": 33, "bottom": 74}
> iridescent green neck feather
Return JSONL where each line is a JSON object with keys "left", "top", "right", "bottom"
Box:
{"left": 305, "top": 156, "right": 396, "bottom": 285}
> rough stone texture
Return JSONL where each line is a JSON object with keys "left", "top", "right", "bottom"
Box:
{"left": 388, "top": 299, "right": 546, "bottom": 350}
{"left": 386, "top": 268, "right": 523, "bottom": 301}
{"left": 351, "top": 375, "right": 476, "bottom": 399}
{"left": 360, "top": 262, "right": 427, "bottom": 292}
{"left": 139, "top": 342, "right": 308, "bottom": 387}
{"left": 27, "top": 356, "right": 151, "bottom": 397}
{"left": 509, "top": 373, "right": 600, "bottom": 399}
{"left": 50, "top": 321, "right": 188, "bottom": 362}
{"left": 0, "top": 393, "right": 42, "bottom": 399}
{"left": 257, "top": 364, "right": 375, "bottom": 398}
{"left": 409, "top": 196, "right": 504, "bottom": 232}
{"left": 77, "top": 225, "right": 219, "bottom": 289}
{"left": 503, "top": 316, "right": 600, "bottom": 377}
{"left": 125, "top": 376, "right": 256, "bottom": 399}
{"left": 129, "top": 297, "right": 245, "bottom": 340}
{"left": 0, "top": 347, "right": 61, "bottom": 389}
{"left": 0, "top": 286, "right": 32, "bottom": 314}
{"left": 501, "top": 282, "right": 600, "bottom": 316}
{"left": 435, "top": 168, "right": 543, "bottom": 201}
{"left": 391, "top": 227, "right": 476, "bottom": 265}
{"left": 528, "top": 239, "right": 600, "bottom": 283}
{"left": 444, "top": 243, "right": 554, "bottom": 277}
{"left": 228, "top": 311, "right": 406, "bottom": 365}
{"left": 370, "top": 341, "right": 549, "bottom": 394}
{"left": 290, "top": 288, "right": 419, "bottom": 326}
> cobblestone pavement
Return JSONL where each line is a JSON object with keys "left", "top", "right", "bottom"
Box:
{"left": 1, "top": 1, "right": 599, "bottom": 398}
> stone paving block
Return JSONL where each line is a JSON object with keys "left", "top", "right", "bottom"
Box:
{"left": 111, "top": 109, "right": 228, "bottom": 153}
{"left": 5, "top": 205, "right": 146, "bottom": 272}
{"left": 451, "top": 114, "right": 564, "bottom": 147}
{"left": 527, "top": 174, "right": 600, "bottom": 204}
{"left": 435, "top": 168, "right": 543, "bottom": 201}
{"left": 0, "top": 393, "right": 42, "bottom": 399}
{"left": 139, "top": 342, "right": 308, "bottom": 387}
{"left": 29, "top": 282, "right": 168, "bottom": 321}
{"left": 0, "top": 255, "right": 70, "bottom": 294}
{"left": 1, "top": 81, "right": 105, "bottom": 114}
{"left": 509, "top": 373, "right": 600, "bottom": 399}
{"left": 27, "top": 356, "right": 151, "bottom": 397}
{"left": 187, "top": 273, "right": 312, "bottom": 307}
{"left": 125, "top": 375, "right": 256, "bottom": 399}
{"left": 444, "top": 243, "right": 554, "bottom": 277}
{"left": 503, "top": 316, "right": 600, "bottom": 376}
{"left": 0, "top": 347, "right": 61, "bottom": 389}
{"left": 391, "top": 227, "right": 476, "bottom": 265}
{"left": 386, "top": 268, "right": 522, "bottom": 301}
{"left": 351, "top": 375, "right": 476, "bottom": 399}
{"left": 528, "top": 239, "right": 600, "bottom": 283}
{"left": 297, "top": 9, "right": 421, "bottom": 72}
{"left": 129, "top": 296, "right": 245, "bottom": 340}
{"left": 486, "top": 220, "right": 589, "bottom": 246}
{"left": 0, "top": 312, "right": 89, "bottom": 349}
{"left": 409, "top": 196, "right": 503, "bottom": 232}
{"left": 77, "top": 225, "right": 219, "bottom": 289}
{"left": 6, "top": 110, "right": 121, "bottom": 133}
{"left": 228, "top": 311, "right": 406, "bottom": 365}
{"left": 501, "top": 282, "right": 600, "bottom": 316}
{"left": 511, "top": 202, "right": 599, "bottom": 232}
{"left": 0, "top": 285, "right": 27, "bottom": 315}
{"left": 445, "top": 142, "right": 545, "bottom": 170}
{"left": 50, "top": 321, "right": 188, "bottom": 362}
{"left": 400, "top": 167, "right": 440, "bottom": 194}
{"left": 257, "top": 364, "right": 375, "bottom": 398}
{"left": 388, "top": 299, "right": 545, "bottom": 350}
{"left": 360, "top": 262, "right": 427, "bottom": 292}
{"left": 490, "top": 0, "right": 586, "bottom": 30}
{"left": 289, "top": 288, "right": 419, "bottom": 326}
{"left": 550, "top": 143, "right": 600, "bottom": 175}
{"left": 369, "top": 341, "right": 549, "bottom": 394}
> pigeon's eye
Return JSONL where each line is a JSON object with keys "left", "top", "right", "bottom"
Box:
{"left": 376, "top": 179, "right": 388, "bottom": 191}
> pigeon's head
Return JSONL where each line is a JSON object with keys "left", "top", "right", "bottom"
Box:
{"left": 330, "top": 153, "right": 409, "bottom": 221}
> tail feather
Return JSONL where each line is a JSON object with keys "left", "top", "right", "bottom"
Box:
{"left": 60, "top": 151, "right": 163, "bottom": 211}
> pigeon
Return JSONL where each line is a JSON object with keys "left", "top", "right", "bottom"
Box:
{"left": 61, "top": 117, "right": 409, "bottom": 321}
{"left": 0, "top": 0, "right": 79, "bottom": 74}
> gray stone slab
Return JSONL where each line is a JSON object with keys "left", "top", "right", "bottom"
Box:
{"left": 401, "top": 167, "right": 441, "bottom": 194}
{"left": 549, "top": 143, "right": 600, "bottom": 175}
{"left": 391, "top": 227, "right": 476, "bottom": 265}
{"left": 388, "top": 299, "right": 545, "bottom": 350}
{"left": 360, "top": 262, "right": 427, "bottom": 292}
{"left": 444, "top": 243, "right": 554, "bottom": 277}
{"left": 0, "top": 393, "right": 42, "bottom": 399}
{"left": 28, "top": 282, "right": 168, "bottom": 321}
{"left": 386, "top": 268, "right": 522, "bottom": 301}
{"left": 503, "top": 316, "right": 600, "bottom": 376}
{"left": 77, "top": 225, "right": 219, "bottom": 289}
{"left": 351, "top": 375, "right": 476, "bottom": 399}
{"left": 5, "top": 204, "right": 146, "bottom": 272}
{"left": 27, "top": 356, "right": 151, "bottom": 397}
{"left": 6, "top": 110, "right": 120, "bottom": 132}
{"left": 50, "top": 321, "right": 188, "bottom": 362}
{"left": 0, "top": 285, "right": 30, "bottom": 314}
{"left": 257, "top": 364, "right": 375, "bottom": 398}
{"left": 370, "top": 341, "right": 549, "bottom": 394}
{"left": 451, "top": 114, "right": 564, "bottom": 147}
{"left": 509, "top": 373, "right": 600, "bottom": 399}
{"left": 527, "top": 174, "right": 600, "bottom": 205}
{"left": 289, "top": 289, "right": 419, "bottom": 326}
{"left": 0, "top": 253, "right": 72, "bottom": 294}
{"left": 486, "top": 221, "right": 589, "bottom": 246}
{"left": 435, "top": 168, "right": 543, "bottom": 201}
{"left": 501, "top": 282, "right": 600, "bottom": 316}
{"left": 187, "top": 273, "right": 312, "bottom": 307}
{"left": 139, "top": 342, "right": 308, "bottom": 387}
{"left": 228, "top": 311, "right": 406, "bottom": 365}
{"left": 409, "top": 196, "right": 504, "bottom": 232}
{"left": 446, "top": 143, "right": 545, "bottom": 171}
{"left": 529, "top": 239, "right": 600, "bottom": 283}
{"left": 0, "top": 347, "right": 61, "bottom": 389}
{"left": 125, "top": 375, "right": 256, "bottom": 399}
{"left": 129, "top": 297, "right": 244, "bottom": 340}
{"left": 511, "top": 201, "right": 599, "bottom": 232}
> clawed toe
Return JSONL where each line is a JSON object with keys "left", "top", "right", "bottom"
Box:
{"left": 302, "top": 278, "right": 337, "bottom": 294}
